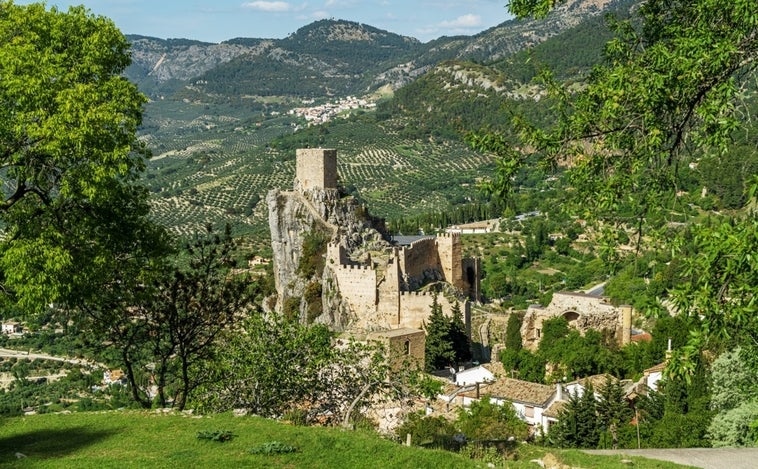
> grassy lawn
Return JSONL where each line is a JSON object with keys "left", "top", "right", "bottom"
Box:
{"left": 0, "top": 411, "right": 694, "bottom": 468}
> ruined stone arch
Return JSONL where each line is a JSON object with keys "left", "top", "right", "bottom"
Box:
{"left": 562, "top": 311, "right": 580, "bottom": 326}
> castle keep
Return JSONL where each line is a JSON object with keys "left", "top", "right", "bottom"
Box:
{"left": 268, "top": 148, "right": 480, "bottom": 335}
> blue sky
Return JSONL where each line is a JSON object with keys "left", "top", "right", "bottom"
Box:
{"left": 16, "top": 1, "right": 513, "bottom": 43}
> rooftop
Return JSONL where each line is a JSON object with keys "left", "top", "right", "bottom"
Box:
{"left": 390, "top": 235, "right": 434, "bottom": 246}
{"left": 464, "top": 376, "right": 556, "bottom": 406}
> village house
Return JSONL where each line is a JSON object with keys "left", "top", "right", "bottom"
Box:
{"left": 1, "top": 322, "right": 23, "bottom": 335}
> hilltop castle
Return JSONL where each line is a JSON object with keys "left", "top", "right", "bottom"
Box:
{"left": 267, "top": 148, "right": 480, "bottom": 334}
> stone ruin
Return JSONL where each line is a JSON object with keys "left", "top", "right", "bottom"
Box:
{"left": 520, "top": 291, "right": 633, "bottom": 350}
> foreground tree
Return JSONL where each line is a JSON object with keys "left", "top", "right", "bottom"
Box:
{"left": 457, "top": 396, "right": 529, "bottom": 442}
{"left": 550, "top": 384, "right": 599, "bottom": 448}
{"left": 0, "top": 2, "right": 160, "bottom": 311}
{"left": 707, "top": 347, "right": 758, "bottom": 447}
{"left": 196, "top": 312, "right": 424, "bottom": 427}
{"left": 596, "top": 376, "right": 632, "bottom": 449}
{"left": 474, "top": 0, "right": 758, "bottom": 380}
{"left": 73, "top": 225, "right": 255, "bottom": 409}
{"left": 148, "top": 225, "right": 255, "bottom": 410}
{"left": 494, "top": 0, "right": 758, "bottom": 225}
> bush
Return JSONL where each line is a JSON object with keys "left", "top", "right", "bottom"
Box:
{"left": 197, "top": 430, "right": 235, "bottom": 442}
{"left": 248, "top": 441, "right": 298, "bottom": 454}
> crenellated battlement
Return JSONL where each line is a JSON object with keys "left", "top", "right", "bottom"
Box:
{"left": 336, "top": 264, "right": 373, "bottom": 271}
{"left": 406, "top": 237, "right": 436, "bottom": 250}
{"left": 436, "top": 232, "right": 460, "bottom": 240}
{"left": 400, "top": 291, "right": 431, "bottom": 296}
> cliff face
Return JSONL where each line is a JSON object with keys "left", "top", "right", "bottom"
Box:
{"left": 267, "top": 186, "right": 388, "bottom": 329}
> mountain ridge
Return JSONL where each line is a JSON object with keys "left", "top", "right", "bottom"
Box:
{"left": 125, "top": 0, "right": 630, "bottom": 100}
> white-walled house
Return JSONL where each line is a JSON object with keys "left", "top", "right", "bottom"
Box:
{"left": 458, "top": 376, "right": 561, "bottom": 432}
{"left": 1, "top": 322, "right": 22, "bottom": 335}
{"left": 455, "top": 365, "right": 495, "bottom": 386}
{"left": 642, "top": 362, "right": 666, "bottom": 392}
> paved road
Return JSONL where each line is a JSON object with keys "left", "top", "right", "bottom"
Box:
{"left": 584, "top": 281, "right": 606, "bottom": 296}
{"left": 0, "top": 348, "right": 106, "bottom": 369}
{"left": 585, "top": 448, "right": 758, "bottom": 469}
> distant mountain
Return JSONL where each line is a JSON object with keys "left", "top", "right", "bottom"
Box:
{"left": 125, "top": 0, "right": 631, "bottom": 101}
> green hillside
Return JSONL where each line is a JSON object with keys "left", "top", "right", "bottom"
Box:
{"left": 0, "top": 411, "right": 693, "bottom": 468}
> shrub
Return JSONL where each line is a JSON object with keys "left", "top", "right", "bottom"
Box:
{"left": 248, "top": 441, "right": 298, "bottom": 454}
{"left": 197, "top": 430, "right": 235, "bottom": 442}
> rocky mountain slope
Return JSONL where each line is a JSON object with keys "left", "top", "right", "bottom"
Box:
{"left": 125, "top": 0, "right": 631, "bottom": 101}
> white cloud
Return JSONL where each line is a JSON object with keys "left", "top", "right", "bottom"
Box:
{"left": 242, "top": 1, "right": 293, "bottom": 12}
{"left": 439, "top": 14, "right": 482, "bottom": 29}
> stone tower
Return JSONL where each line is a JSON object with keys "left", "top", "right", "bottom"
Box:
{"left": 296, "top": 148, "right": 337, "bottom": 191}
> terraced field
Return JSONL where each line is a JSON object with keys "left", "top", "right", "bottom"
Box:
{"left": 140, "top": 100, "right": 496, "bottom": 255}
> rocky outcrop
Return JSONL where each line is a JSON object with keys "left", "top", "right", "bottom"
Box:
{"left": 267, "top": 186, "right": 388, "bottom": 329}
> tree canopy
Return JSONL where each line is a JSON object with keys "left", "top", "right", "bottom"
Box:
{"left": 475, "top": 0, "right": 758, "bottom": 372}
{"left": 0, "top": 2, "right": 158, "bottom": 311}
{"left": 498, "top": 0, "right": 758, "bottom": 225}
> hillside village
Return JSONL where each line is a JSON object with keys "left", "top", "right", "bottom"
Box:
{"left": 289, "top": 96, "right": 377, "bottom": 125}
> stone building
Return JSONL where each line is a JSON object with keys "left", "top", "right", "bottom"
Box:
{"left": 520, "top": 292, "right": 633, "bottom": 350}
{"left": 368, "top": 328, "right": 426, "bottom": 371}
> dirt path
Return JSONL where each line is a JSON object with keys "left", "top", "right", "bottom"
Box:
{"left": 585, "top": 447, "right": 758, "bottom": 469}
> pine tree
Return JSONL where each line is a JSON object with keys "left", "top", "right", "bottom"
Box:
{"left": 449, "top": 301, "right": 471, "bottom": 364}
{"left": 551, "top": 383, "right": 600, "bottom": 448}
{"left": 596, "top": 376, "right": 632, "bottom": 449}
{"left": 424, "top": 294, "right": 456, "bottom": 372}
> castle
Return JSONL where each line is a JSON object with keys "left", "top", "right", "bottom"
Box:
{"left": 268, "top": 148, "right": 480, "bottom": 335}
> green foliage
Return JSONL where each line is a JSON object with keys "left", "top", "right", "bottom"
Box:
{"left": 395, "top": 413, "right": 457, "bottom": 448}
{"left": 71, "top": 224, "right": 255, "bottom": 410}
{"left": 303, "top": 281, "right": 323, "bottom": 324}
{"left": 196, "top": 313, "right": 334, "bottom": 420}
{"left": 0, "top": 2, "right": 164, "bottom": 312}
{"left": 297, "top": 229, "right": 330, "bottom": 278}
{"left": 197, "top": 430, "right": 235, "bottom": 442}
{"left": 424, "top": 296, "right": 470, "bottom": 371}
{"left": 505, "top": 313, "right": 524, "bottom": 351}
{"left": 248, "top": 441, "right": 298, "bottom": 454}
{"left": 456, "top": 396, "right": 529, "bottom": 442}
{"left": 196, "top": 313, "right": 422, "bottom": 428}
{"left": 550, "top": 384, "right": 599, "bottom": 448}
{"left": 710, "top": 348, "right": 758, "bottom": 413}
{"left": 669, "top": 187, "right": 758, "bottom": 369}
{"left": 708, "top": 401, "right": 758, "bottom": 447}
{"left": 707, "top": 347, "right": 758, "bottom": 447}
{"left": 596, "top": 377, "right": 632, "bottom": 449}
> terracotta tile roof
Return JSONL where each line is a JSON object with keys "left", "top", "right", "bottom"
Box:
{"left": 569, "top": 373, "right": 617, "bottom": 390}
{"left": 543, "top": 400, "right": 567, "bottom": 418}
{"left": 644, "top": 362, "right": 667, "bottom": 374}
{"left": 631, "top": 332, "right": 652, "bottom": 342}
{"left": 466, "top": 377, "right": 556, "bottom": 406}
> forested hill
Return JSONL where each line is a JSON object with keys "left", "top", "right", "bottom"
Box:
{"left": 124, "top": 0, "right": 631, "bottom": 101}
{"left": 375, "top": 0, "right": 636, "bottom": 141}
